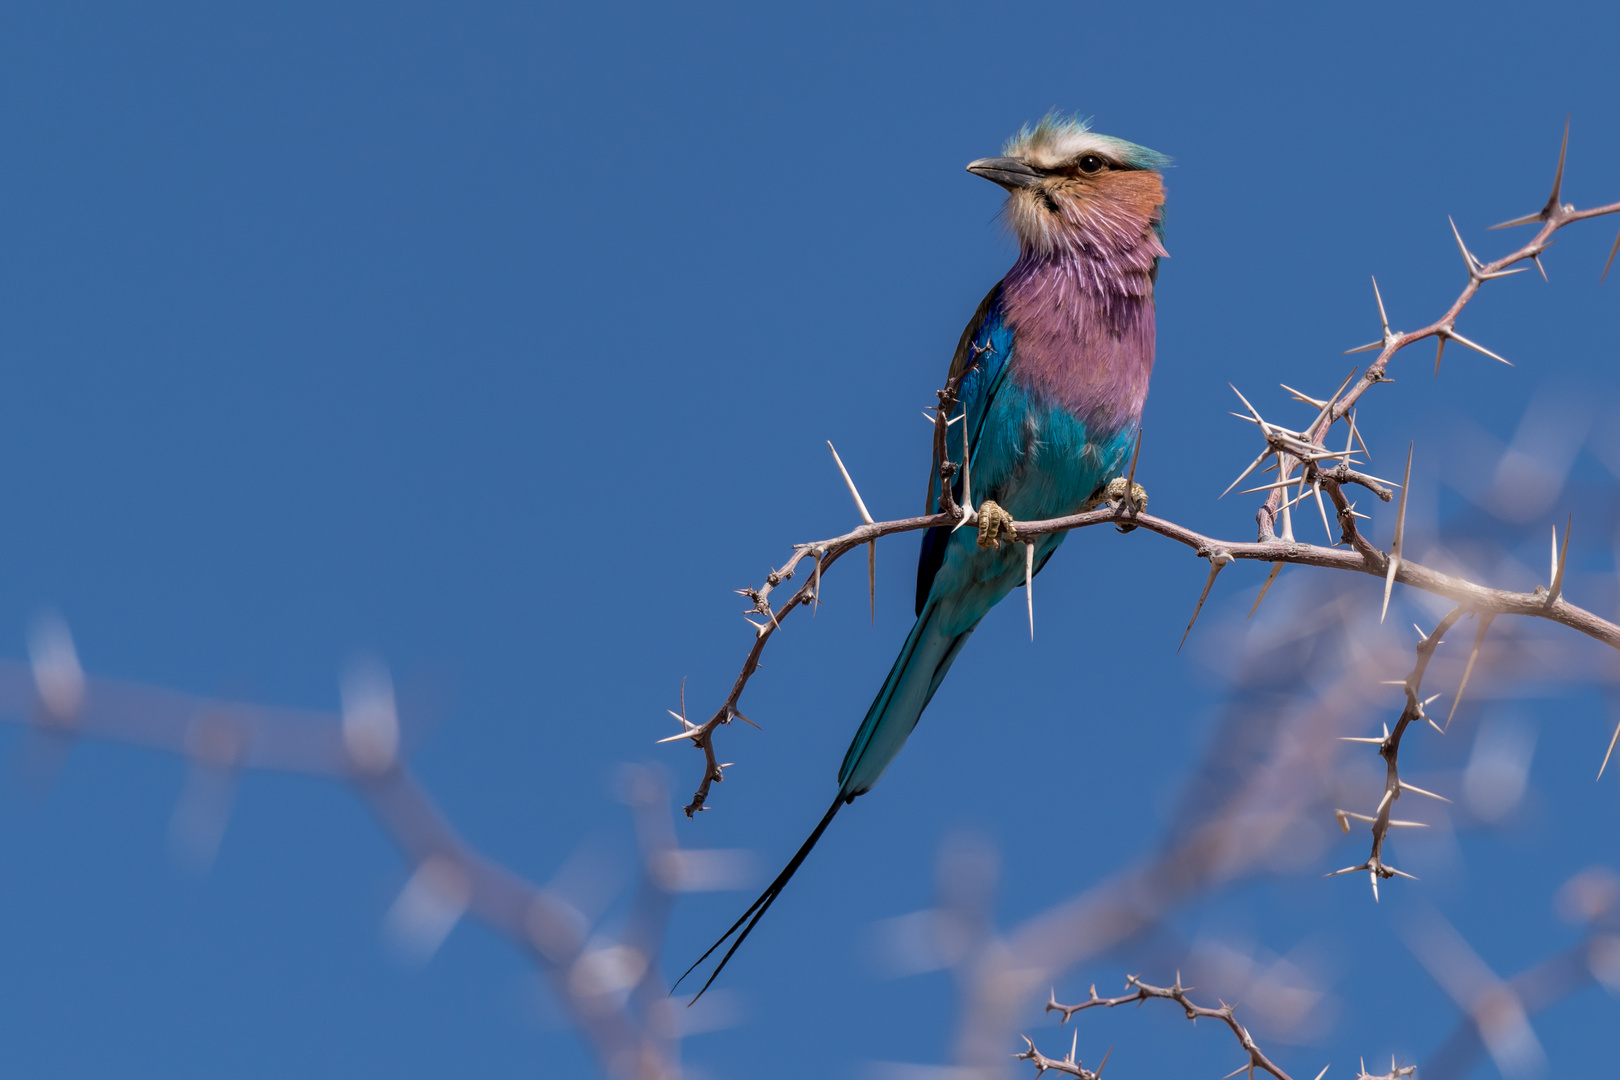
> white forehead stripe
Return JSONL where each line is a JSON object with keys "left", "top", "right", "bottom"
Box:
{"left": 1013, "top": 130, "right": 1122, "bottom": 170}
{"left": 1000, "top": 114, "right": 1169, "bottom": 172}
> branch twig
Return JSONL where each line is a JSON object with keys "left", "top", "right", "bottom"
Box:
{"left": 1019, "top": 975, "right": 1322, "bottom": 1080}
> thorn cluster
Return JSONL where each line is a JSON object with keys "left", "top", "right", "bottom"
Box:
{"left": 1328, "top": 607, "right": 1468, "bottom": 899}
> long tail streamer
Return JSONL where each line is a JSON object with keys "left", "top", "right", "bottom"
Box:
{"left": 674, "top": 794, "right": 845, "bottom": 1002}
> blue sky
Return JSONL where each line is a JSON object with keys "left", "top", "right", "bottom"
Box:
{"left": 0, "top": 2, "right": 1617, "bottom": 1077}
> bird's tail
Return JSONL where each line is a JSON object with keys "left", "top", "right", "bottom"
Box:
{"left": 838, "top": 599, "right": 974, "bottom": 797}
{"left": 673, "top": 792, "right": 845, "bottom": 1001}
{"left": 677, "top": 603, "right": 973, "bottom": 1001}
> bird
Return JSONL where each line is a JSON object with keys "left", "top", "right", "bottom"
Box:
{"left": 678, "top": 114, "right": 1169, "bottom": 998}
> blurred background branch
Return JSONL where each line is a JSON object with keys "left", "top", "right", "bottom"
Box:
{"left": 1, "top": 645, "right": 753, "bottom": 1079}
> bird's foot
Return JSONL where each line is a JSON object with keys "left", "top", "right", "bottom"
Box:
{"left": 1102, "top": 477, "right": 1148, "bottom": 533}
{"left": 1103, "top": 476, "right": 1148, "bottom": 512}
{"left": 975, "top": 500, "right": 1018, "bottom": 550}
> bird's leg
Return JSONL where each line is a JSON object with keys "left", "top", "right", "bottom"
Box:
{"left": 975, "top": 500, "right": 1018, "bottom": 550}
{"left": 1079, "top": 476, "right": 1149, "bottom": 513}
{"left": 1085, "top": 476, "right": 1149, "bottom": 533}
{"left": 1103, "top": 475, "right": 1148, "bottom": 512}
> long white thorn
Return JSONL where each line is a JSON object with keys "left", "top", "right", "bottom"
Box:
{"left": 1491, "top": 211, "right": 1545, "bottom": 230}
{"left": 1494, "top": 115, "right": 1570, "bottom": 230}
{"left": 1599, "top": 714, "right": 1620, "bottom": 780}
{"left": 1549, "top": 114, "right": 1570, "bottom": 210}
{"left": 1448, "top": 215, "right": 1481, "bottom": 273}
{"left": 868, "top": 541, "right": 877, "bottom": 625}
{"left": 962, "top": 419, "right": 971, "bottom": 512}
{"left": 1349, "top": 409, "right": 1371, "bottom": 460}
{"left": 1247, "top": 562, "right": 1283, "bottom": 620}
{"left": 1548, "top": 513, "right": 1571, "bottom": 604}
{"left": 1399, "top": 779, "right": 1451, "bottom": 803}
{"left": 1306, "top": 368, "right": 1360, "bottom": 440}
{"left": 1382, "top": 444, "right": 1412, "bottom": 623}
{"left": 1228, "top": 383, "right": 1267, "bottom": 425}
{"left": 1276, "top": 485, "right": 1313, "bottom": 515}
{"left": 1239, "top": 478, "right": 1305, "bottom": 495}
{"left": 952, "top": 417, "right": 975, "bottom": 533}
{"left": 827, "top": 441, "right": 878, "bottom": 622}
{"left": 1279, "top": 383, "right": 1327, "bottom": 409}
{"left": 1447, "top": 329, "right": 1513, "bottom": 366}
{"left": 1313, "top": 481, "right": 1333, "bottom": 543}
{"left": 1550, "top": 522, "right": 1558, "bottom": 590}
{"left": 1447, "top": 612, "right": 1495, "bottom": 729}
{"left": 1179, "top": 551, "right": 1234, "bottom": 652}
{"left": 1025, "top": 540, "right": 1036, "bottom": 642}
{"left": 1326, "top": 863, "right": 1370, "bottom": 877}
{"left": 827, "top": 441, "right": 874, "bottom": 525}
{"left": 1222, "top": 449, "right": 1273, "bottom": 499}
{"left": 1345, "top": 277, "right": 1395, "bottom": 355}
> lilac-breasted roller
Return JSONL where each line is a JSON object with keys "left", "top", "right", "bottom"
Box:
{"left": 681, "top": 115, "right": 1169, "bottom": 996}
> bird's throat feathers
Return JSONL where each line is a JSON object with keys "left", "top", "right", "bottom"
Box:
{"left": 999, "top": 171, "right": 1165, "bottom": 435}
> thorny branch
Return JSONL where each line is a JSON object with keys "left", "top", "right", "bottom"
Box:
{"left": 1013, "top": 922, "right": 1613, "bottom": 1080}
{"left": 648, "top": 117, "right": 1620, "bottom": 1076}
{"left": 0, "top": 116, "right": 1608, "bottom": 1080}
{"left": 1253, "top": 119, "right": 1620, "bottom": 549}
{"left": 874, "top": 588, "right": 1611, "bottom": 1077}
{"left": 1325, "top": 605, "right": 1464, "bottom": 898}
{"left": 1018, "top": 975, "right": 1316, "bottom": 1080}
{"left": 671, "top": 493, "right": 1620, "bottom": 815}
{"left": 668, "top": 119, "right": 1620, "bottom": 859}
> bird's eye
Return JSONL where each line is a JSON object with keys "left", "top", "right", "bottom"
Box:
{"left": 1077, "top": 155, "right": 1105, "bottom": 174}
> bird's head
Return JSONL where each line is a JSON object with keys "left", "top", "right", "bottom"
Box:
{"left": 969, "top": 114, "right": 1169, "bottom": 257}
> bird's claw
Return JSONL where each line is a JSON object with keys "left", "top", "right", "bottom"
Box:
{"left": 975, "top": 500, "right": 1018, "bottom": 550}
{"left": 1104, "top": 476, "right": 1147, "bottom": 511}
{"left": 1102, "top": 476, "right": 1148, "bottom": 532}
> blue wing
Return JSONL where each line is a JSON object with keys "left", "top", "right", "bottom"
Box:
{"left": 915, "top": 283, "right": 1016, "bottom": 614}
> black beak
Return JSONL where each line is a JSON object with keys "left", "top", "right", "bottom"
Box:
{"left": 966, "top": 156, "right": 1041, "bottom": 191}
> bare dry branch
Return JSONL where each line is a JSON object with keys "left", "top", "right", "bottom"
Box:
{"left": 675, "top": 489, "right": 1620, "bottom": 815}
{"left": 1024, "top": 975, "right": 1312, "bottom": 1080}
